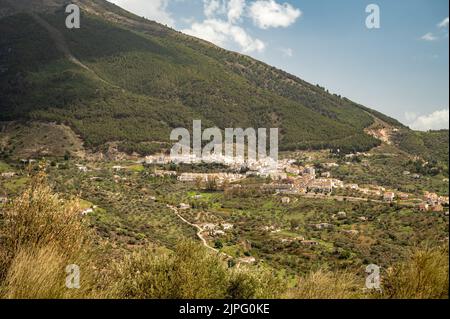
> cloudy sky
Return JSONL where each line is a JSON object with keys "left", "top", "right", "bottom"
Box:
{"left": 108, "top": 0, "right": 449, "bottom": 131}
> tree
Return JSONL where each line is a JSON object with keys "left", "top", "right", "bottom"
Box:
{"left": 64, "top": 151, "right": 71, "bottom": 161}
{"left": 290, "top": 219, "right": 300, "bottom": 231}
{"left": 214, "top": 240, "right": 223, "bottom": 250}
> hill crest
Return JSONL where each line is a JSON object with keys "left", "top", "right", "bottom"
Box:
{"left": 0, "top": 0, "right": 435, "bottom": 159}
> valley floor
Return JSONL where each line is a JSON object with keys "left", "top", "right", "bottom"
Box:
{"left": 1, "top": 143, "right": 448, "bottom": 283}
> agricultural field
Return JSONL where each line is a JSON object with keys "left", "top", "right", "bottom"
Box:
{"left": 2, "top": 147, "right": 444, "bottom": 282}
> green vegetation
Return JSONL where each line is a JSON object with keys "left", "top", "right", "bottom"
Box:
{"left": 35, "top": 158, "right": 447, "bottom": 278}
{"left": 0, "top": 121, "right": 84, "bottom": 160}
{"left": 0, "top": 161, "right": 11, "bottom": 173}
{"left": 0, "top": 0, "right": 448, "bottom": 300}
{"left": 0, "top": 172, "right": 98, "bottom": 298}
{"left": 111, "top": 241, "right": 284, "bottom": 299}
{"left": 330, "top": 144, "right": 448, "bottom": 195}
{"left": 3, "top": 177, "right": 29, "bottom": 193}
{"left": 382, "top": 246, "right": 449, "bottom": 299}
{"left": 0, "top": 173, "right": 447, "bottom": 299}
{"left": 1, "top": 2, "right": 446, "bottom": 160}
{"left": 0, "top": 2, "right": 384, "bottom": 155}
{"left": 393, "top": 129, "right": 449, "bottom": 165}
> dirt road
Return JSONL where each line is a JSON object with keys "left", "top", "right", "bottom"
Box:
{"left": 167, "top": 205, "right": 232, "bottom": 259}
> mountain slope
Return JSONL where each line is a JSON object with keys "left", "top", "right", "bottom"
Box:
{"left": 0, "top": 0, "right": 407, "bottom": 155}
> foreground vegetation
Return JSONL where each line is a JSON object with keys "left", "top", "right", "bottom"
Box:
{"left": 0, "top": 173, "right": 447, "bottom": 299}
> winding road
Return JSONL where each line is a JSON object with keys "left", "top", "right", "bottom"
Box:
{"left": 167, "top": 204, "right": 233, "bottom": 260}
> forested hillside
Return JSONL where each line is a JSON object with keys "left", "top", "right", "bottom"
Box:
{"left": 393, "top": 129, "right": 449, "bottom": 165}
{"left": 0, "top": 0, "right": 426, "bottom": 156}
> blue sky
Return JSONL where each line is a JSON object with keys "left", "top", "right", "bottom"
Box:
{"left": 108, "top": 0, "right": 449, "bottom": 131}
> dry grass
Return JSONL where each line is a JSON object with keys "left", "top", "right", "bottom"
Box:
{"left": 381, "top": 246, "right": 449, "bottom": 299}
{"left": 286, "top": 246, "right": 449, "bottom": 300}
{"left": 0, "top": 243, "right": 98, "bottom": 299}
{"left": 285, "top": 270, "right": 364, "bottom": 299}
{"left": 0, "top": 172, "right": 101, "bottom": 298}
{"left": 1, "top": 172, "right": 84, "bottom": 263}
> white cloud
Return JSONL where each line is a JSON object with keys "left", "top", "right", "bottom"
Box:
{"left": 108, "top": 0, "right": 301, "bottom": 54}
{"left": 228, "top": 0, "right": 246, "bottom": 23}
{"left": 280, "top": 47, "right": 293, "bottom": 57}
{"left": 407, "top": 109, "right": 449, "bottom": 131}
{"left": 183, "top": 18, "right": 265, "bottom": 53}
{"left": 420, "top": 17, "right": 449, "bottom": 41}
{"left": 438, "top": 17, "right": 449, "bottom": 29}
{"left": 108, "top": 0, "right": 175, "bottom": 27}
{"left": 421, "top": 32, "right": 438, "bottom": 41}
{"left": 249, "top": 0, "right": 301, "bottom": 29}
{"left": 204, "top": 0, "right": 226, "bottom": 18}
{"left": 183, "top": 0, "right": 270, "bottom": 53}
{"left": 183, "top": 0, "right": 301, "bottom": 53}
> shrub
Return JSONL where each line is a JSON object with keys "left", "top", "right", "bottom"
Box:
{"left": 0, "top": 243, "right": 99, "bottom": 299}
{"left": 111, "top": 241, "right": 228, "bottom": 299}
{"left": 110, "top": 240, "right": 285, "bottom": 299}
{"left": 381, "top": 246, "right": 449, "bottom": 299}
{"left": 286, "top": 270, "right": 364, "bottom": 299}
{"left": 0, "top": 172, "right": 100, "bottom": 298}
{"left": 227, "top": 267, "right": 286, "bottom": 299}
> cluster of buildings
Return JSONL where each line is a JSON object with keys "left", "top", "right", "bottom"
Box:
{"left": 201, "top": 222, "right": 234, "bottom": 237}
{"left": 418, "top": 192, "right": 449, "bottom": 212}
{"left": 307, "top": 179, "right": 334, "bottom": 193}
{"left": 144, "top": 154, "right": 339, "bottom": 194}
{"left": 143, "top": 153, "right": 449, "bottom": 213}
{"left": 424, "top": 192, "right": 449, "bottom": 205}
{"left": 177, "top": 172, "right": 245, "bottom": 185}
{"left": 144, "top": 153, "right": 278, "bottom": 171}
{"left": 261, "top": 163, "right": 343, "bottom": 195}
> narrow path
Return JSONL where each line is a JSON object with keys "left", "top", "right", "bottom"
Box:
{"left": 30, "top": 12, "right": 120, "bottom": 88}
{"left": 13, "top": 5, "right": 121, "bottom": 88}
{"left": 30, "top": 12, "right": 91, "bottom": 71}
{"left": 167, "top": 205, "right": 233, "bottom": 260}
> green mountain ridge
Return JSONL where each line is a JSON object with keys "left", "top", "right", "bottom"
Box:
{"left": 0, "top": 0, "right": 447, "bottom": 159}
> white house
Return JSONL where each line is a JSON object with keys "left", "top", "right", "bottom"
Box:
{"left": 222, "top": 223, "right": 234, "bottom": 230}
{"left": 383, "top": 192, "right": 395, "bottom": 202}
{"left": 179, "top": 203, "right": 190, "bottom": 210}
{"left": 1, "top": 172, "right": 16, "bottom": 178}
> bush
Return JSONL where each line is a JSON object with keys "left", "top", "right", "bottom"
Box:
{"left": 0, "top": 172, "right": 100, "bottom": 298}
{"left": 285, "top": 270, "right": 364, "bottom": 299}
{"left": 227, "top": 267, "right": 286, "bottom": 299}
{"left": 0, "top": 243, "right": 98, "bottom": 299}
{"left": 110, "top": 240, "right": 285, "bottom": 299}
{"left": 381, "top": 246, "right": 449, "bottom": 299}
